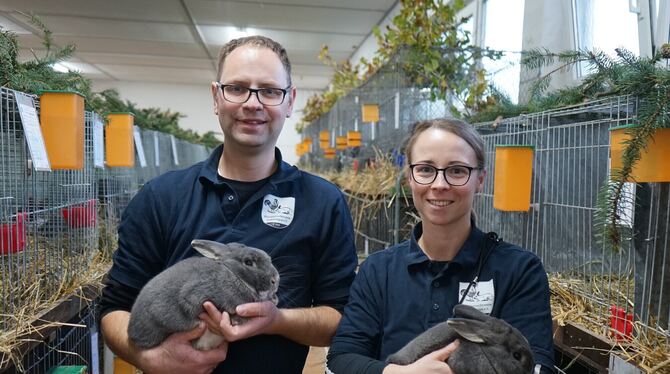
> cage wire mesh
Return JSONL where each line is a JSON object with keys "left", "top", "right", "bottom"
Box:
{"left": 473, "top": 95, "right": 670, "bottom": 340}
{"left": 301, "top": 61, "right": 670, "bottom": 350}
{"left": 1, "top": 86, "right": 212, "bottom": 372}
{"left": 299, "top": 54, "right": 449, "bottom": 256}
{"left": 301, "top": 53, "right": 449, "bottom": 174}
{"left": 19, "top": 303, "right": 96, "bottom": 374}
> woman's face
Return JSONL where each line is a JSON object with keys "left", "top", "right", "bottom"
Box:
{"left": 407, "top": 128, "right": 485, "bottom": 228}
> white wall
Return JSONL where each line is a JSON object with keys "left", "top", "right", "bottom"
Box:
{"left": 92, "top": 79, "right": 319, "bottom": 165}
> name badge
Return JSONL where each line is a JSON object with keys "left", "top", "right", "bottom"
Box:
{"left": 261, "top": 194, "right": 295, "bottom": 229}
{"left": 458, "top": 279, "right": 495, "bottom": 314}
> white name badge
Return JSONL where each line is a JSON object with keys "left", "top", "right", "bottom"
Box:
{"left": 458, "top": 279, "right": 495, "bottom": 314}
{"left": 261, "top": 194, "right": 295, "bottom": 229}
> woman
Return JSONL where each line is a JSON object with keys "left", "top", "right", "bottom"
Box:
{"left": 327, "top": 119, "right": 554, "bottom": 373}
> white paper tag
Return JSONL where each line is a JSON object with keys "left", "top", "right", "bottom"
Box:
{"left": 154, "top": 131, "right": 160, "bottom": 167}
{"left": 133, "top": 126, "right": 147, "bottom": 167}
{"left": 171, "top": 135, "right": 179, "bottom": 165}
{"left": 14, "top": 91, "right": 51, "bottom": 171}
{"left": 93, "top": 114, "right": 105, "bottom": 168}
{"left": 458, "top": 279, "right": 495, "bottom": 314}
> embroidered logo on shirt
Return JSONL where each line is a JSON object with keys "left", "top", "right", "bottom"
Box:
{"left": 458, "top": 279, "right": 495, "bottom": 314}
{"left": 261, "top": 194, "right": 295, "bottom": 229}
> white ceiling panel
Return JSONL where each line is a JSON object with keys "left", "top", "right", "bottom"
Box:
{"left": 187, "top": 0, "right": 384, "bottom": 34}
{"left": 48, "top": 36, "right": 209, "bottom": 58}
{"left": 208, "top": 0, "right": 395, "bottom": 11}
{"left": 30, "top": 15, "right": 194, "bottom": 44}
{"left": 200, "top": 26, "right": 361, "bottom": 54}
{"left": 6, "top": 0, "right": 396, "bottom": 88}
{"left": 0, "top": 0, "right": 185, "bottom": 23}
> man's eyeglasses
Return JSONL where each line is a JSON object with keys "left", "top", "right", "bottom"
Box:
{"left": 216, "top": 83, "right": 290, "bottom": 106}
{"left": 409, "top": 164, "right": 481, "bottom": 186}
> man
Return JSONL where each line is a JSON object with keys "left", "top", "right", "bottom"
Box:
{"left": 99, "top": 35, "right": 358, "bottom": 374}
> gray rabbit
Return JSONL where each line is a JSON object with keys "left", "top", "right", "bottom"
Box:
{"left": 127, "top": 240, "right": 280, "bottom": 350}
{"left": 387, "top": 304, "right": 535, "bottom": 374}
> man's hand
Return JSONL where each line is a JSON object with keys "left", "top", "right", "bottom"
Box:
{"left": 383, "top": 340, "right": 460, "bottom": 374}
{"left": 137, "top": 322, "right": 228, "bottom": 374}
{"left": 200, "top": 301, "right": 280, "bottom": 342}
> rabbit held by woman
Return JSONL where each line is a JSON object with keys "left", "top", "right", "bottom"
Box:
{"left": 387, "top": 304, "right": 535, "bottom": 374}
{"left": 127, "top": 240, "right": 280, "bottom": 350}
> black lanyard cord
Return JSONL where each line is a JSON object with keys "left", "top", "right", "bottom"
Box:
{"left": 458, "top": 232, "right": 501, "bottom": 305}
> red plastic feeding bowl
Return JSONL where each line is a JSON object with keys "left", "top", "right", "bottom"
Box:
{"left": 609, "top": 305, "right": 634, "bottom": 341}
{"left": 62, "top": 199, "right": 97, "bottom": 228}
{"left": 0, "top": 213, "right": 27, "bottom": 255}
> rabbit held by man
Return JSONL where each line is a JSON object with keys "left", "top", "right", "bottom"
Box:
{"left": 387, "top": 304, "right": 535, "bottom": 374}
{"left": 127, "top": 240, "right": 279, "bottom": 350}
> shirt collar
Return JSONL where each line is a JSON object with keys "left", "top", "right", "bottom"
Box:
{"left": 198, "top": 144, "right": 298, "bottom": 187}
{"left": 405, "top": 221, "right": 485, "bottom": 271}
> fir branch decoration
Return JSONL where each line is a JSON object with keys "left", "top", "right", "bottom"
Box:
{"left": 0, "top": 28, "right": 19, "bottom": 87}
{"left": 0, "top": 14, "right": 219, "bottom": 149}
{"left": 297, "top": 0, "right": 502, "bottom": 129}
{"left": 506, "top": 47, "right": 670, "bottom": 252}
{"left": 0, "top": 12, "right": 91, "bottom": 97}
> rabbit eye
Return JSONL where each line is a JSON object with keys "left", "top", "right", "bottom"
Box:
{"left": 244, "top": 259, "right": 254, "bottom": 266}
{"left": 513, "top": 352, "right": 522, "bottom": 360}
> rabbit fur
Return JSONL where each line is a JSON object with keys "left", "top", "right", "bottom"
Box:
{"left": 387, "top": 304, "right": 535, "bottom": 374}
{"left": 127, "top": 240, "right": 279, "bottom": 350}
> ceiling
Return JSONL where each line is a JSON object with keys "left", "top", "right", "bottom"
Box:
{"left": 0, "top": 0, "right": 398, "bottom": 90}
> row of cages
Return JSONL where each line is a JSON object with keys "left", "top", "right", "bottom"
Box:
{"left": 318, "top": 89, "right": 670, "bottom": 365}
{"left": 0, "top": 87, "right": 211, "bottom": 371}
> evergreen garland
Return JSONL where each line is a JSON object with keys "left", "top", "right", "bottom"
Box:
{"left": 479, "top": 47, "right": 670, "bottom": 252}
{"left": 0, "top": 13, "right": 220, "bottom": 149}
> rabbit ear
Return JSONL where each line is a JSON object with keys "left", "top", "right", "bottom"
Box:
{"left": 191, "top": 239, "right": 230, "bottom": 260}
{"left": 452, "top": 304, "right": 489, "bottom": 322}
{"left": 447, "top": 319, "right": 490, "bottom": 343}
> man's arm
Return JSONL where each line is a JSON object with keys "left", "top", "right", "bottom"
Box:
{"left": 265, "top": 305, "right": 342, "bottom": 346}
{"left": 201, "top": 302, "right": 341, "bottom": 347}
{"left": 102, "top": 310, "right": 228, "bottom": 374}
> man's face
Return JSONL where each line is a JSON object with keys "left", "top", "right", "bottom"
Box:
{"left": 212, "top": 45, "right": 295, "bottom": 153}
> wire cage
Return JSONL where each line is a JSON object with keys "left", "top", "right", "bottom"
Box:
{"left": 474, "top": 95, "right": 669, "bottom": 341}
{"left": 300, "top": 53, "right": 450, "bottom": 174}
{"left": 1, "top": 88, "right": 96, "bottom": 332}
{"left": 18, "top": 302, "right": 97, "bottom": 374}
{"left": 1, "top": 86, "right": 213, "bottom": 372}
{"left": 301, "top": 58, "right": 669, "bottom": 362}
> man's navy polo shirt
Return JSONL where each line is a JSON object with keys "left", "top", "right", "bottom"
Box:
{"left": 328, "top": 222, "right": 554, "bottom": 373}
{"left": 108, "top": 145, "right": 358, "bottom": 373}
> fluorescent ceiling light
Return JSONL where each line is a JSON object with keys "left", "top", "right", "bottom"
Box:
{"left": 52, "top": 61, "right": 103, "bottom": 75}
{"left": 199, "top": 25, "right": 257, "bottom": 45}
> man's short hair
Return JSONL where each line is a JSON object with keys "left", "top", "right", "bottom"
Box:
{"left": 216, "top": 35, "right": 292, "bottom": 86}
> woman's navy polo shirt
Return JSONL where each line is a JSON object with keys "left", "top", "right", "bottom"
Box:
{"left": 328, "top": 222, "right": 554, "bottom": 373}
{"left": 107, "top": 145, "right": 358, "bottom": 373}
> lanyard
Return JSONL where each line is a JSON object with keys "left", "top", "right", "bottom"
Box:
{"left": 458, "top": 231, "right": 501, "bottom": 305}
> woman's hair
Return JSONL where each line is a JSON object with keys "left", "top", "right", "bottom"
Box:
{"left": 403, "top": 118, "right": 486, "bottom": 168}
